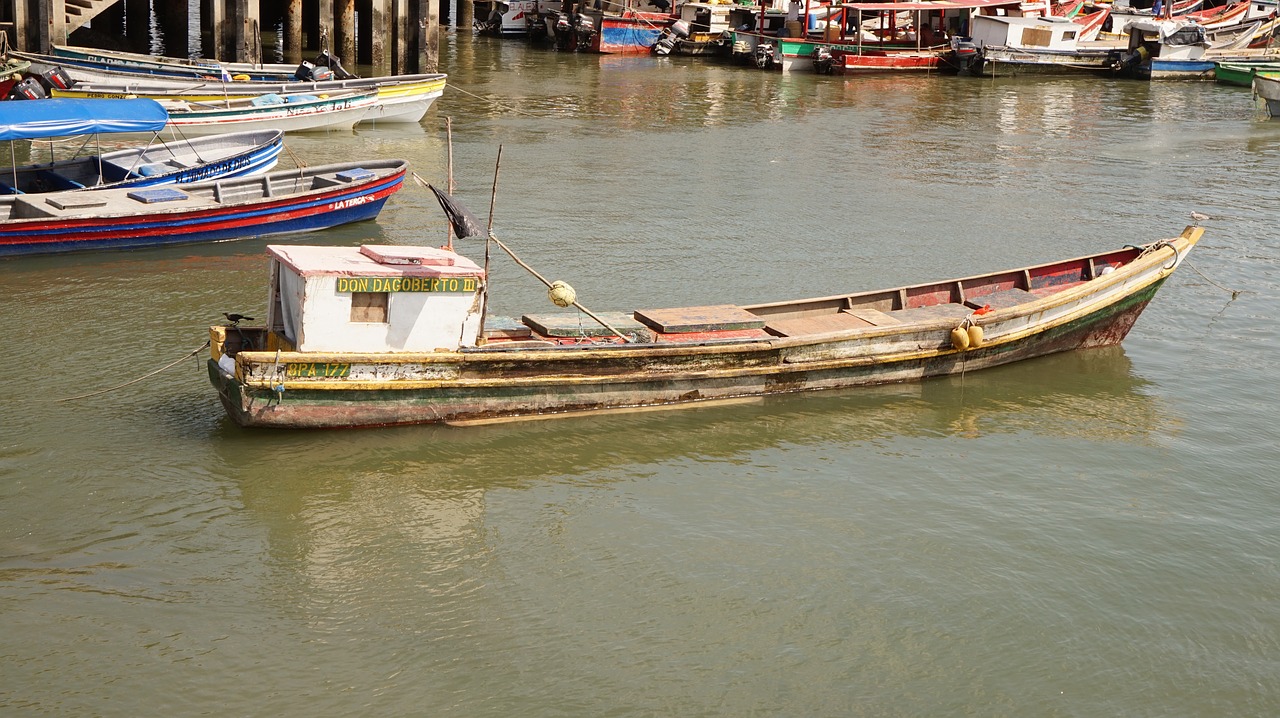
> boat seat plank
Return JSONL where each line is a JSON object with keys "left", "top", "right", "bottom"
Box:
{"left": 844, "top": 307, "right": 901, "bottom": 326}
{"left": 35, "top": 170, "right": 85, "bottom": 191}
{"left": 127, "top": 188, "right": 189, "bottom": 204}
{"left": 45, "top": 194, "right": 107, "bottom": 210}
{"left": 522, "top": 311, "right": 653, "bottom": 339}
{"left": 965, "top": 287, "right": 1037, "bottom": 310}
{"left": 887, "top": 303, "right": 972, "bottom": 323}
{"left": 765, "top": 312, "right": 874, "bottom": 337}
{"left": 634, "top": 304, "right": 766, "bottom": 333}
{"left": 483, "top": 315, "right": 533, "bottom": 340}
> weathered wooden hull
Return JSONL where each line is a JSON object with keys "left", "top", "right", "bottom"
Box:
{"left": 1213, "top": 61, "right": 1280, "bottom": 86}
{"left": 835, "top": 52, "right": 944, "bottom": 74}
{"left": 208, "top": 229, "right": 1199, "bottom": 429}
{"left": 978, "top": 47, "right": 1120, "bottom": 77}
{"left": 1253, "top": 73, "right": 1280, "bottom": 114}
{"left": 588, "top": 12, "right": 673, "bottom": 54}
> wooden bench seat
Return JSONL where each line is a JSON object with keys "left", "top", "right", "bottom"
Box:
{"left": 765, "top": 311, "right": 874, "bottom": 337}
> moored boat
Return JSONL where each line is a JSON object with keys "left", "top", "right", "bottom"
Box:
{"left": 1252, "top": 72, "right": 1280, "bottom": 114}
{"left": 156, "top": 89, "right": 378, "bottom": 135}
{"left": 0, "top": 158, "right": 407, "bottom": 257}
{"left": 965, "top": 14, "right": 1125, "bottom": 77}
{"left": 1, "top": 98, "right": 283, "bottom": 194}
{"left": 39, "top": 43, "right": 355, "bottom": 82}
{"left": 475, "top": 0, "right": 542, "bottom": 36}
{"left": 205, "top": 195, "right": 1203, "bottom": 429}
{"left": 1214, "top": 58, "right": 1280, "bottom": 86}
{"left": 50, "top": 73, "right": 447, "bottom": 125}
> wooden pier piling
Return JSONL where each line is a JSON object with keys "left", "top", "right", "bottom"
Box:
{"left": 6, "top": 0, "right": 446, "bottom": 75}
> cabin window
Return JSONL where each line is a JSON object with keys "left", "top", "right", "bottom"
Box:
{"left": 350, "top": 292, "right": 389, "bottom": 323}
{"left": 1064, "top": 30, "right": 1076, "bottom": 41}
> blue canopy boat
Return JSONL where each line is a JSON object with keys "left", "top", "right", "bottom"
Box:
{"left": 1, "top": 98, "right": 283, "bottom": 195}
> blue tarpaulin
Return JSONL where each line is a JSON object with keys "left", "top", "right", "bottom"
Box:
{"left": 0, "top": 98, "right": 168, "bottom": 141}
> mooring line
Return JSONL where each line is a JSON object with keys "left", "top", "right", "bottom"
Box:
{"left": 54, "top": 341, "right": 211, "bottom": 403}
{"left": 1185, "top": 260, "right": 1241, "bottom": 299}
{"left": 444, "top": 83, "right": 543, "bottom": 117}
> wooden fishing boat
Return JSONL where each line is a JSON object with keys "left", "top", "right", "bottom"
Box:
{"left": 0, "top": 158, "right": 406, "bottom": 257}
{"left": 652, "top": 4, "right": 737, "bottom": 57}
{"left": 50, "top": 73, "right": 447, "bottom": 125}
{"left": 1215, "top": 58, "right": 1280, "bottom": 86}
{"left": 41, "top": 43, "right": 355, "bottom": 82}
{"left": 2, "top": 99, "right": 283, "bottom": 194}
{"left": 967, "top": 14, "right": 1124, "bottom": 77}
{"left": 775, "top": 0, "right": 1042, "bottom": 74}
{"left": 156, "top": 89, "right": 378, "bottom": 135}
{"left": 1116, "top": 18, "right": 1213, "bottom": 79}
{"left": 205, "top": 196, "right": 1203, "bottom": 429}
{"left": 1252, "top": 72, "right": 1280, "bottom": 114}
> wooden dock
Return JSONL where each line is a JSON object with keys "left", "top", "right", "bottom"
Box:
{"left": 3, "top": 0, "right": 458, "bottom": 76}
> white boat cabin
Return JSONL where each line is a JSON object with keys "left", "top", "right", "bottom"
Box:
{"left": 264, "top": 244, "right": 486, "bottom": 353}
{"left": 1125, "top": 19, "right": 1208, "bottom": 61}
{"left": 968, "top": 14, "right": 1087, "bottom": 50}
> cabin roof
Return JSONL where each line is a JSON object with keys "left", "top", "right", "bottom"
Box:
{"left": 268, "top": 244, "right": 484, "bottom": 278}
{"left": 972, "top": 14, "right": 1081, "bottom": 26}
{"left": 840, "top": 0, "right": 1020, "bottom": 10}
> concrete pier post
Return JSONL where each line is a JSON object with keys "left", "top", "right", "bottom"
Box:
{"left": 392, "top": 0, "right": 409, "bottom": 75}
{"left": 10, "top": 0, "right": 32, "bottom": 52}
{"left": 337, "top": 0, "right": 355, "bottom": 72}
{"left": 425, "top": 0, "right": 439, "bottom": 71}
{"left": 458, "top": 0, "right": 474, "bottom": 31}
{"left": 38, "top": 0, "right": 67, "bottom": 51}
{"left": 233, "top": 0, "right": 261, "bottom": 64}
{"left": 315, "top": 0, "right": 333, "bottom": 55}
{"left": 204, "top": 0, "right": 227, "bottom": 60}
{"left": 284, "top": 0, "right": 303, "bottom": 62}
{"left": 369, "top": 0, "right": 390, "bottom": 75}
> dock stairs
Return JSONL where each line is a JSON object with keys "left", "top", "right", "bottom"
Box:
{"left": 66, "top": 0, "right": 120, "bottom": 35}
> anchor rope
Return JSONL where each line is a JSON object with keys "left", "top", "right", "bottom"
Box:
{"left": 1185, "top": 260, "right": 1242, "bottom": 299}
{"left": 54, "top": 341, "right": 210, "bottom": 403}
{"left": 444, "top": 83, "right": 543, "bottom": 117}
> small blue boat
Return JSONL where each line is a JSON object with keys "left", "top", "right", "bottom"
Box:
{"left": 1, "top": 98, "right": 284, "bottom": 194}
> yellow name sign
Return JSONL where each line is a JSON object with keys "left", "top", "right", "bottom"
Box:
{"left": 336, "top": 276, "right": 478, "bottom": 293}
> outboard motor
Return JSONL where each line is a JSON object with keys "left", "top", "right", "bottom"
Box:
{"left": 295, "top": 60, "right": 334, "bottom": 82}
{"left": 652, "top": 28, "right": 677, "bottom": 55}
{"left": 812, "top": 45, "right": 834, "bottom": 74}
{"left": 36, "top": 66, "right": 74, "bottom": 91}
{"left": 554, "top": 13, "right": 575, "bottom": 51}
{"left": 6, "top": 77, "right": 46, "bottom": 100}
{"left": 573, "top": 14, "right": 596, "bottom": 53}
{"left": 311, "top": 49, "right": 356, "bottom": 79}
{"left": 947, "top": 36, "right": 981, "bottom": 75}
{"left": 754, "top": 42, "right": 777, "bottom": 70}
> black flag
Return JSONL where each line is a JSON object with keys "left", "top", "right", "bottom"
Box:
{"left": 427, "top": 185, "right": 486, "bottom": 239}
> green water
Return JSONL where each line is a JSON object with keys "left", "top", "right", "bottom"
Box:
{"left": 2, "top": 34, "right": 1278, "bottom": 715}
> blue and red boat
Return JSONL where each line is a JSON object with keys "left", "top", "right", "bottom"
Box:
{"left": 0, "top": 158, "right": 407, "bottom": 257}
